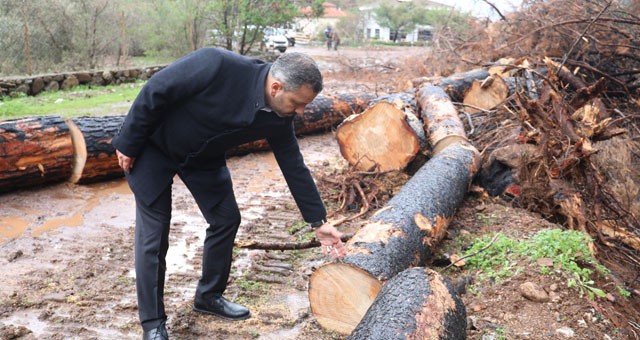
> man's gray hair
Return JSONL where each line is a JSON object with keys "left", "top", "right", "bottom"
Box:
{"left": 270, "top": 53, "right": 323, "bottom": 93}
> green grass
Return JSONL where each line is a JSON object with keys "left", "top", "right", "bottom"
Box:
{"left": 0, "top": 82, "right": 144, "bottom": 120}
{"left": 462, "top": 229, "right": 612, "bottom": 299}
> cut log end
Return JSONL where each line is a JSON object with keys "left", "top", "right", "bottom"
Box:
{"left": 66, "top": 118, "right": 88, "bottom": 184}
{"left": 462, "top": 75, "right": 509, "bottom": 114}
{"left": 309, "top": 263, "right": 382, "bottom": 334}
{"left": 336, "top": 101, "right": 420, "bottom": 172}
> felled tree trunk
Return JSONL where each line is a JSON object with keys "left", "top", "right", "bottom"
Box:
{"left": 310, "top": 84, "right": 479, "bottom": 335}
{"left": 348, "top": 267, "right": 466, "bottom": 340}
{"left": 335, "top": 93, "right": 422, "bottom": 171}
{"left": 0, "top": 116, "right": 73, "bottom": 193}
{"left": 227, "top": 93, "right": 375, "bottom": 156}
{"left": 309, "top": 142, "right": 479, "bottom": 334}
{"left": 66, "top": 116, "right": 124, "bottom": 184}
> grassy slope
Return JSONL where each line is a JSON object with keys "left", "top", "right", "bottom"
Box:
{"left": 0, "top": 82, "right": 143, "bottom": 120}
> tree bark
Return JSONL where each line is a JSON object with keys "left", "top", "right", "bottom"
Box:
{"left": 418, "top": 84, "right": 470, "bottom": 155}
{"left": 0, "top": 116, "right": 74, "bottom": 193}
{"left": 66, "top": 116, "right": 124, "bottom": 184}
{"left": 348, "top": 267, "right": 467, "bottom": 340}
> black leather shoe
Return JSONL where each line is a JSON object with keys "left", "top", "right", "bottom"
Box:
{"left": 142, "top": 323, "right": 168, "bottom": 340}
{"left": 193, "top": 295, "right": 251, "bottom": 320}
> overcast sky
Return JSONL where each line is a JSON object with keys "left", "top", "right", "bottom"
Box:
{"left": 432, "top": 0, "right": 524, "bottom": 20}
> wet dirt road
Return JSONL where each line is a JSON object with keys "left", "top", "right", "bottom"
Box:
{"left": 0, "top": 131, "right": 346, "bottom": 339}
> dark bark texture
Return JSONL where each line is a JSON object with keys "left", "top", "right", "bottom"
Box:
{"left": 348, "top": 267, "right": 467, "bottom": 340}
{"left": 0, "top": 116, "right": 73, "bottom": 193}
{"left": 342, "top": 141, "right": 479, "bottom": 281}
{"left": 68, "top": 116, "right": 124, "bottom": 184}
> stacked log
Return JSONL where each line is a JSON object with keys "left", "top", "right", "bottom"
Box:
{"left": 0, "top": 116, "right": 74, "bottom": 193}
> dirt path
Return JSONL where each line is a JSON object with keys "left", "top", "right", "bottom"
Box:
{"left": 0, "top": 132, "right": 347, "bottom": 339}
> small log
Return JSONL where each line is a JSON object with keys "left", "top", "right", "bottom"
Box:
{"left": 417, "top": 84, "right": 469, "bottom": 155}
{"left": 309, "top": 141, "right": 479, "bottom": 334}
{"left": 347, "top": 267, "right": 466, "bottom": 340}
{"left": 234, "top": 233, "right": 353, "bottom": 250}
{"left": 67, "top": 116, "right": 124, "bottom": 184}
{"left": 227, "top": 93, "right": 375, "bottom": 157}
{"left": 0, "top": 116, "right": 74, "bottom": 193}
{"left": 335, "top": 100, "right": 421, "bottom": 172}
{"left": 462, "top": 75, "right": 509, "bottom": 113}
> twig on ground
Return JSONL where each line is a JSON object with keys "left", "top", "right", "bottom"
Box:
{"left": 235, "top": 233, "right": 353, "bottom": 250}
{"left": 442, "top": 233, "right": 503, "bottom": 271}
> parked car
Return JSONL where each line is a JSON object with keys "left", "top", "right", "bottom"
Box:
{"left": 264, "top": 34, "right": 288, "bottom": 53}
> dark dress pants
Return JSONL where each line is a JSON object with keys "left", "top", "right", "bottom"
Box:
{"left": 134, "top": 166, "right": 241, "bottom": 331}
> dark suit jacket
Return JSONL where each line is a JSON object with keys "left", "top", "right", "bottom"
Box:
{"left": 112, "top": 47, "right": 326, "bottom": 222}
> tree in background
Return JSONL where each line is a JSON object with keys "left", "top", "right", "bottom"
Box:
{"left": 132, "top": 0, "right": 210, "bottom": 58}
{"left": 0, "top": 0, "right": 307, "bottom": 76}
{"left": 207, "top": 0, "right": 298, "bottom": 55}
{"left": 373, "top": 2, "right": 431, "bottom": 42}
{"left": 336, "top": 10, "right": 365, "bottom": 44}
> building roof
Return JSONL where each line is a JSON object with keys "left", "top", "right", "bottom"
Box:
{"left": 300, "top": 2, "right": 348, "bottom": 18}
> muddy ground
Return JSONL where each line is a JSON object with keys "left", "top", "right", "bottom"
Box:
{"left": 1, "top": 45, "right": 639, "bottom": 339}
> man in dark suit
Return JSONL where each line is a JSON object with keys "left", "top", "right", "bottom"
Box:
{"left": 112, "top": 48, "right": 346, "bottom": 340}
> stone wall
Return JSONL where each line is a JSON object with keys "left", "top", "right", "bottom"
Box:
{"left": 0, "top": 65, "right": 168, "bottom": 97}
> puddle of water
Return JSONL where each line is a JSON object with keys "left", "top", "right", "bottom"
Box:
{"left": 166, "top": 214, "right": 206, "bottom": 274}
{"left": 0, "top": 179, "right": 132, "bottom": 244}
{"left": 232, "top": 248, "right": 261, "bottom": 278}
{"left": 3, "top": 310, "right": 49, "bottom": 337}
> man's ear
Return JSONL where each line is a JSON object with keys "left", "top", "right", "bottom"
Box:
{"left": 270, "top": 80, "right": 283, "bottom": 97}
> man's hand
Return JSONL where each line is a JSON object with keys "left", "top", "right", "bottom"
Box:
{"left": 314, "top": 222, "right": 347, "bottom": 258}
{"left": 116, "top": 150, "right": 136, "bottom": 173}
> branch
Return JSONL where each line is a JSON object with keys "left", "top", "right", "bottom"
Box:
{"left": 556, "top": 0, "right": 613, "bottom": 72}
{"left": 234, "top": 233, "right": 354, "bottom": 250}
{"left": 481, "top": 0, "right": 507, "bottom": 22}
{"left": 442, "top": 232, "right": 502, "bottom": 271}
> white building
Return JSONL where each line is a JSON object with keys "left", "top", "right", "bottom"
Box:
{"left": 359, "top": 0, "right": 450, "bottom": 42}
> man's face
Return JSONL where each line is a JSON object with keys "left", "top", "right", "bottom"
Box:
{"left": 269, "top": 83, "right": 317, "bottom": 118}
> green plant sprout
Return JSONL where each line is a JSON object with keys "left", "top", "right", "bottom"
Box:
{"left": 462, "top": 229, "right": 612, "bottom": 299}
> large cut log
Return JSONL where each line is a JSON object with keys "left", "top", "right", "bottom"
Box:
{"left": 227, "top": 93, "right": 375, "bottom": 156}
{"left": 309, "top": 141, "right": 479, "bottom": 334}
{"left": 0, "top": 116, "right": 74, "bottom": 193}
{"left": 348, "top": 267, "right": 466, "bottom": 340}
{"left": 335, "top": 92, "right": 423, "bottom": 171}
{"left": 462, "top": 75, "right": 509, "bottom": 113}
{"left": 66, "top": 116, "right": 124, "bottom": 184}
{"left": 412, "top": 68, "right": 490, "bottom": 102}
